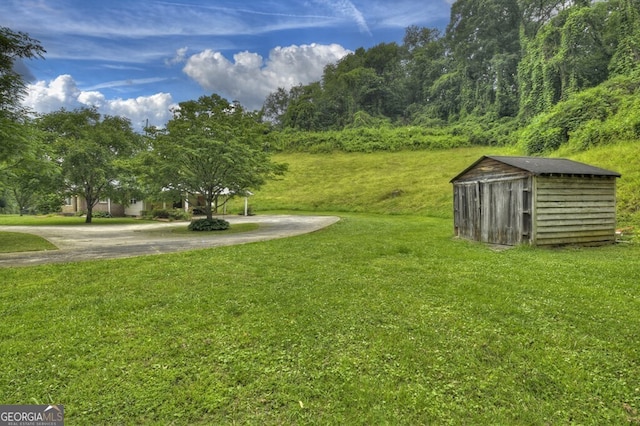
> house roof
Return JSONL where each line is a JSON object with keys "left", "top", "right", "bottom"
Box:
{"left": 451, "top": 155, "right": 621, "bottom": 182}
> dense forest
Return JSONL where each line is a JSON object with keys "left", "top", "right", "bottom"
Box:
{"left": 261, "top": 0, "right": 640, "bottom": 154}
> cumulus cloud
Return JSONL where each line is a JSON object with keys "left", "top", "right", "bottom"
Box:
{"left": 183, "top": 43, "right": 350, "bottom": 110}
{"left": 23, "top": 75, "right": 175, "bottom": 130}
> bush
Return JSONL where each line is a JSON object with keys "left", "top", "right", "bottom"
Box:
{"left": 151, "top": 208, "right": 191, "bottom": 221}
{"left": 92, "top": 210, "right": 112, "bottom": 218}
{"left": 188, "top": 218, "right": 230, "bottom": 231}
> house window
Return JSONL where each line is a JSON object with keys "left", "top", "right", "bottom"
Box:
{"left": 64, "top": 197, "right": 73, "bottom": 206}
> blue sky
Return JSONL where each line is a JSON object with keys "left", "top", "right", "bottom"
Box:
{"left": 2, "top": 0, "right": 453, "bottom": 129}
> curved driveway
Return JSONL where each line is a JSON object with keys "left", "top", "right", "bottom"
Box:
{"left": 0, "top": 215, "right": 340, "bottom": 268}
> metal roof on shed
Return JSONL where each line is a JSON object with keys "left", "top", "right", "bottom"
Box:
{"left": 451, "top": 156, "right": 621, "bottom": 182}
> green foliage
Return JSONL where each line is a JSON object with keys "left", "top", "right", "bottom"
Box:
{"left": 518, "top": 2, "right": 617, "bottom": 122}
{"left": 146, "top": 95, "right": 287, "bottom": 221}
{"left": 520, "top": 72, "right": 640, "bottom": 154}
{"left": 261, "top": 1, "right": 640, "bottom": 138}
{"left": 148, "top": 208, "right": 191, "bottom": 221}
{"left": 91, "top": 210, "right": 112, "bottom": 218}
{"left": 188, "top": 218, "right": 230, "bottom": 231}
{"left": 272, "top": 126, "right": 469, "bottom": 153}
{"left": 37, "top": 108, "right": 143, "bottom": 223}
{"left": 0, "top": 27, "right": 45, "bottom": 118}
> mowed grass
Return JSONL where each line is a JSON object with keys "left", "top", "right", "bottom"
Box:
{"left": 0, "top": 231, "right": 57, "bottom": 253}
{"left": 229, "top": 146, "right": 520, "bottom": 218}
{"left": 1, "top": 214, "right": 640, "bottom": 424}
{"left": 227, "top": 144, "right": 638, "bottom": 227}
{"left": 0, "top": 215, "right": 151, "bottom": 226}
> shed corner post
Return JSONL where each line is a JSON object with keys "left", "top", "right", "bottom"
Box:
{"left": 530, "top": 176, "right": 538, "bottom": 246}
{"left": 453, "top": 183, "right": 458, "bottom": 237}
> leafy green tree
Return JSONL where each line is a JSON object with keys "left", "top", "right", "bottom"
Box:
{"left": 0, "top": 27, "right": 45, "bottom": 115}
{"left": 38, "top": 108, "right": 143, "bottom": 223}
{"left": 261, "top": 87, "right": 291, "bottom": 128}
{"left": 403, "top": 26, "right": 445, "bottom": 108}
{"left": 148, "top": 94, "right": 287, "bottom": 221}
{"left": 0, "top": 27, "right": 45, "bottom": 172}
{"left": 444, "top": 0, "right": 521, "bottom": 118}
{"left": 280, "top": 83, "right": 325, "bottom": 131}
{"left": 5, "top": 138, "right": 61, "bottom": 215}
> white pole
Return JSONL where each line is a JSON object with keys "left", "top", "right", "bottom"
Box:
{"left": 244, "top": 197, "right": 248, "bottom": 216}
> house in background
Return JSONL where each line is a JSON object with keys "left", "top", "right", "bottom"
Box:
{"left": 62, "top": 196, "right": 148, "bottom": 217}
{"left": 450, "top": 156, "right": 621, "bottom": 246}
{"left": 62, "top": 196, "right": 124, "bottom": 216}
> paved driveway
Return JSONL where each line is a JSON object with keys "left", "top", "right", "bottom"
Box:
{"left": 0, "top": 215, "right": 340, "bottom": 268}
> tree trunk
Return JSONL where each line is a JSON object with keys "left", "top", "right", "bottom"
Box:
{"left": 85, "top": 205, "right": 93, "bottom": 223}
{"left": 205, "top": 194, "right": 214, "bottom": 221}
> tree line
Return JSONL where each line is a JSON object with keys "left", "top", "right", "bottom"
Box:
{"left": 262, "top": 0, "right": 640, "bottom": 132}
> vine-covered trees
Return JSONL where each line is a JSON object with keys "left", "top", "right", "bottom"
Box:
{"left": 264, "top": 0, "right": 640, "bottom": 133}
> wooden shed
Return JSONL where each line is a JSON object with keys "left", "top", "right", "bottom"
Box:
{"left": 450, "top": 156, "right": 621, "bottom": 246}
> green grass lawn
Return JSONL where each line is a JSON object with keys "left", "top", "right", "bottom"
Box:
{"left": 1, "top": 214, "right": 639, "bottom": 424}
{"left": 0, "top": 231, "right": 57, "bottom": 253}
{"left": 0, "top": 215, "right": 152, "bottom": 226}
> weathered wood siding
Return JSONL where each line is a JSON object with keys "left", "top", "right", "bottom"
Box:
{"left": 453, "top": 182, "right": 480, "bottom": 241}
{"left": 480, "top": 178, "right": 529, "bottom": 245}
{"left": 453, "top": 158, "right": 529, "bottom": 182}
{"left": 454, "top": 177, "right": 531, "bottom": 245}
{"left": 532, "top": 176, "right": 617, "bottom": 246}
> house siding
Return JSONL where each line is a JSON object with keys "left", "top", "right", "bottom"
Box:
{"left": 532, "top": 176, "right": 617, "bottom": 246}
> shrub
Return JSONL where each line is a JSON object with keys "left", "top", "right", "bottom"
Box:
{"left": 92, "top": 210, "right": 112, "bottom": 218}
{"left": 188, "top": 218, "right": 230, "bottom": 231}
{"left": 151, "top": 208, "right": 191, "bottom": 221}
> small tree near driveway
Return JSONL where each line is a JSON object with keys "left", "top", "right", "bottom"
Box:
{"left": 146, "top": 94, "right": 287, "bottom": 221}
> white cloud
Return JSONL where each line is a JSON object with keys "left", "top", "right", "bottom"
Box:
{"left": 104, "top": 93, "right": 175, "bottom": 129}
{"left": 165, "top": 47, "right": 190, "bottom": 66}
{"left": 314, "top": 0, "right": 371, "bottom": 35}
{"left": 23, "top": 75, "right": 175, "bottom": 130}
{"left": 24, "top": 75, "right": 81, "bottom": 111}
{"left": 183, "top": 43, "right": 351, "bottom": 110}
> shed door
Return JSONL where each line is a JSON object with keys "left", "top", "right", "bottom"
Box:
{"left": 453, "top": 182, "right": 481, "bottom": 241}
{"left": 480, "top": 179, "right": 527, "bottom": 245}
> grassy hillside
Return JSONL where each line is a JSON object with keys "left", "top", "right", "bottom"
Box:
{"left": 234, "top": 146, "right": 519, "bottom": 218}
{"left": 231, "top": 143, "right": 639, "bottom": 226}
